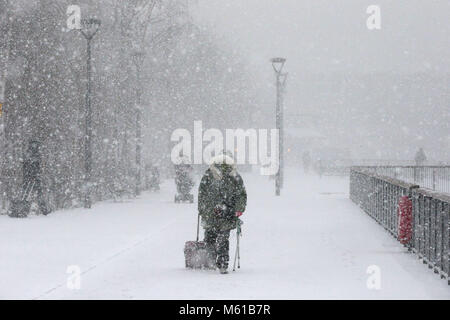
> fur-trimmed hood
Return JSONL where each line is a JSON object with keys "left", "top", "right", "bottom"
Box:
{"left": 209, "top": 154, "right": 237, "bottom": 180}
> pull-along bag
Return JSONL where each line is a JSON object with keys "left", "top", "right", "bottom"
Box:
{"left": 184, "top": 213, "right": 212, "bottom": 269}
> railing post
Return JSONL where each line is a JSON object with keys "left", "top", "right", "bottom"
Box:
{"left": 420, "top": 194, "right": 425, "bottom": 259}
{"left": 424, "top": 196, "right": 431, "bottom": 265}
{"left": 432, "top": 168, "right": 436, "bottom": 191}
{"left": 414, "top": 167, "right": 417, "bottom": 184}
{"left": 435, "top": 200, "right": 443, "bottom": 274}
{"left": 409, "top": 186, "right": 419, "bottom": 252}
{"left": 446, "top": 202, "right": 450, "bottom": 285}
{"left": 430, "top": 198, "right": 437, "bottom": 270}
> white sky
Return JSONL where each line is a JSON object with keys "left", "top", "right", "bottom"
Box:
{"left": 194, "top": 0, "right": 450, "bottom": 75}
{"left": 193, "top": 1, "right": 450, "bottom": 160}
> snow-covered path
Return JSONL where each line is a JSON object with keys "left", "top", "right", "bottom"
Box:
{"left": 1, "top": 169, "right": 449, "bottom": 299}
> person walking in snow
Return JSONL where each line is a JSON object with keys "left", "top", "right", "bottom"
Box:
{"left": 414, "top": 147, "right": 427, "bottom": 183}
{"left": 302, "top": 151, "right": 311, "bottom": 174}
{"left": 10, "top": 140, "right": 49, "bottom": 217}
{"left": 414, "top": 147, "right": 427, "bottom": 166}
{"left": 174, "top": 157, "right": 195, "bottom": 202}
{"left": 198, "top": 153, "right": 247, "bottom": 274}
{"left": 146, "top": 164, "right": 160, "bottom": 191}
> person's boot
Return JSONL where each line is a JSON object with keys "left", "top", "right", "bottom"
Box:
{"left": 219, "top": 267, "right": 228, "bottom": 274}
{"left": 218, "top": 261, "right": 229, "bottom": 274}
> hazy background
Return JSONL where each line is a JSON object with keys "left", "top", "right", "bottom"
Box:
{"left": 1, "top": 0, "right": 449, "bottom": 211}
{"left": 193, "top": 0, "right": 450, "bottom": 162}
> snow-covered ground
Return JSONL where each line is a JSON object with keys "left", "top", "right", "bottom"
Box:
{"left": 1, "top": 169, "right": 449, "bottom": 300}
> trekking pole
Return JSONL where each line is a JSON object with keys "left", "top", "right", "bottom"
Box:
{"left": 26, "top": 181, "right": 36, "bottom": 201}
{"left": 233, "top": 234, "right": 238, "bottom": 271}
{"left": 237, "top": 227, "right": 241, "bottom": 269}
{"left": 233, "top": 219, "right": 241, "bottom": 271}
{"left": 196, "top": 212, "right": 200, "bottom": 242}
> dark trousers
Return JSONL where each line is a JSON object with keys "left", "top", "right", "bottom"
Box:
{"left": 204, "top": 228, "right": 231, "bottom": 269}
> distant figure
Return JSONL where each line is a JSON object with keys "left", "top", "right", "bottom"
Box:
{"left": 145, "top": 164, "right": 160, "bottom": 192}
{"left": 414, "top": 148, "right": 427, "bottom": 166}
{"left": 316, "top": 158, "right": 323, "bottom": 178}
{"left": 9, "top": 140, "right": 49, "bottom": 217}
{"left": 302, "top": 151, "right": 311, "bottom": 174}
{"left": 174, "top": 158, "right": 194, "bottom": 203}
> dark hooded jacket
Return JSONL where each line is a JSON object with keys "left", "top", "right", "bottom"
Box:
{"left": 198, "top": 157, "right": 247, "bottom": 231}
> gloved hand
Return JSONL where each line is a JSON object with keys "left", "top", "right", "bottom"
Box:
{"left": 214, "top": 204, "right": 226, "bottom": 215}
{"left": 235, "top": 211, "right": 243, "bottom": 217}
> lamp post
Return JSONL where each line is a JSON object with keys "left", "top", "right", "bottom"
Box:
{"left": 279, "top": 72, "right": 288, "bottom": 189}
{"left": 271, "top": 57, "right": 287, "bottom": 196}
{"left": 132, "top": 50, "right": 145, "bottom": 196}
{"left": 80, "top": 18, "right": 101, "bottom": 209}
{"left": 0, "top": 0, "right": 11, "bottom": 142}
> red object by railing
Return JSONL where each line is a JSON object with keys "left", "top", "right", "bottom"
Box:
{"left": 397, "top": 196, "right": 413, "bottom": 245}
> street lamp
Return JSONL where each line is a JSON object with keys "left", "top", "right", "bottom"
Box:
{"left": 80, "top": 18, "right": 101, "bottom": 209}
{"left": 132, "top": 50, "right": 145, "bottom": 197}
{"left": 271, "top": 57, "right": 286, "bottom": 74}
{"left": 271, "top": 57, "right": 287, "bottom": 196}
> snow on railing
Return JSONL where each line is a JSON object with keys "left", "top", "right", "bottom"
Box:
{"left": 350, "top": 168, "right": 450, "bottom": 285}
{"left": 353, "top": 166, "right": 450, "bottom": 194}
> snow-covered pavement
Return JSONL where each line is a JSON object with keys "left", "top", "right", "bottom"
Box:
{"left": 1, "top": 169, "right": 449, "bottom": 299}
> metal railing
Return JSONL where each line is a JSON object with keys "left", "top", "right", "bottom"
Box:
{"left": 350, "top": 168, "right": 450, "bottom": 285}
{"left": 354, "top": 166, "right": 450, "bottom": 194}
{"left": 314, "top": 159, "right": 419, "bottom": 176}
